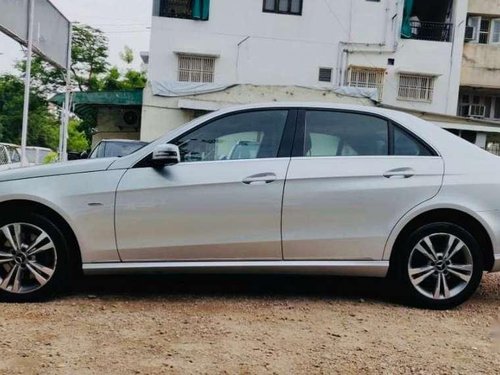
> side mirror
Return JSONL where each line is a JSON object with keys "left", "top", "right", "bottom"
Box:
{"left": 151, "top": 143, "right": 180, "bottom": 168}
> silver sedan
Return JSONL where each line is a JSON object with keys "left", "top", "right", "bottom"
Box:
{"left": 0, "top": 103, "right": 499, "bottom": 309}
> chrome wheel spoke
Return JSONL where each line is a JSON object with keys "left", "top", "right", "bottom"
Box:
{"left": 12, "top": 224, "right": 22, "bottom": 250}
{"left": 0, "top": 265, "right": 19, "bottom": 289}
{"left": 441, "top": 274, "right": 451, "bottom": 298}
{"left": 448, "top": 268, "right": 472, "bottom": 283}
{"left": 12, "top": 266, "right": 23, "bottom": 293}
{"left": 1, "top": 226, "right": 18, "bottom": 251}
{"left": 0, "top": 258, "right": 14, "bottom": 265}
{"left": 445, "top": 240, "right": 465, "bottom": 261}
{"left": 412, "top": 269, "right": 435, "bottom": 285}
{"left": 26, "top": 232, "right": 50, "bottom": 254}
{"left": 27, "top": 242, "right": 54, "bottom": 257}
{"left": 448, "top": 264, "right": 473, "bottom": 273}
{"left": 423, "top": 237, "right": 438, "bottom": 260}
{"left": 414, "top": 244, "right": 436, "bottom": 261}
{"left": 409, "top": 265, "right": 434, "bottom": 277}
{"left": 433, "top": 272, "right": 442, "bottom": 299}
{"left": 28, "top": 261, "right": 54, "bottom": 278}
{"left": 26, "top": 263, "right": 49, "bottom": 285}
{"left": 0, "top": 251, "right": 14, "bottom": 259}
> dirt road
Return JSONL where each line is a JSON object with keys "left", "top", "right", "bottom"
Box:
{"left": 0, "top": 273, "right": 499, "bottom": 374}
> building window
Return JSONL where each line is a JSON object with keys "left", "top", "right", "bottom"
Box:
{"left": 263, "top": 0, "right": 302, "bottom": 15}
{"left": 347, "top": 66, "right": 385, "bottom": 99}
{"left": 492, "top": 19, "right": 500, "bottom": 43}
{"left": 318, "top": 68, "right": 332, "bottom": 83}
{"left": 347, "top": 66, "right": 385, "bottom": 90}
{"left": 398, "top": 74, "right": 435, "bottom": 102}
{"left": 467, "top": 16, "right": 500, "bottom": 44}
{"left": 178, "top": 54, "right": 215, "bottom": 83}
{"left": 158, "top": 0, "right": 210, "bottom": 21}
{"left": 459, "top": 94, "right": 500, "bottom": 120}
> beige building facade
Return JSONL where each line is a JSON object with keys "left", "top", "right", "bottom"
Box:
{"left": 459, "top": 0, "right": 500, "bottom": 152}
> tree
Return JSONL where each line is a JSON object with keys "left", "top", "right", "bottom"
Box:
{"left": 14, "top": 25, "right": 146, "bottom": 146}
{"left": 19, "top": 24, "right": 109, "bottom": 94}
{"left": 100, "top": 46, "right": 147, "bottom": 91}
{"left": 0, "top": 74, "right": 58, "bottom": 149}
{"left": 0, "top": 74, "right": 88, "bottom": 152}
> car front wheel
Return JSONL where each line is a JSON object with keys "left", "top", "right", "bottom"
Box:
{"left": 0, "top": 212, "right": 72, "bottom": 301}
{"left": 399, "top": 222, "right": 483, "bottom": 309}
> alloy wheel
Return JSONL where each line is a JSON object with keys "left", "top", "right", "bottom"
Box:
{"left": 0, "top": 223, "right": 57, "bottom": 294}
{"left": 408, "top": 233, "right": 474, "bottom": 300}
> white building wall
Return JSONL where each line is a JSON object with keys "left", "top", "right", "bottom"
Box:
{"left": 144, "top": 0, "right": 467, "bottom": 136}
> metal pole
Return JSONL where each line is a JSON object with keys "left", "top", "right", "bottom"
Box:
{"left": 20, "top": 0, "right": 35, "bottom": 167}
{"left": 60, "top": 23, "right": 73, "bottom": 162}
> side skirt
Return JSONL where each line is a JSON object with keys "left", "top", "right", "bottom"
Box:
{"left": 83, "top": 260, "right": 389, "bottom": 278}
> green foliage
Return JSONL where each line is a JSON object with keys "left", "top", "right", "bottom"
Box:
{"left": 0, "top": 74, "right": 59, "bottom": 150}
{"left": 119, "top": 46, "right": 135, "bottom": 65}
{"left": 18, "top": 24, "right": 110, "bottom": 93}
{"left": 67, "top": 119, "right": 89, "bottom": 152}
{"left": 9, "top": 24, "right": 146, "bottom": 150}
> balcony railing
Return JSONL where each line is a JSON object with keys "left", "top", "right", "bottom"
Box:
{"left": 159, "top": 0, "right": 193, "bottom": 19}
{"left": 158, "top": 0, "right": 209, "bottom": 20}
{"left": 409, "top": 21, "right": 453, "bottom": 42}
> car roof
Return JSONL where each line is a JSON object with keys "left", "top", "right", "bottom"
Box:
{"left": 100, "top": 139, "right": 148, "bottom": 144}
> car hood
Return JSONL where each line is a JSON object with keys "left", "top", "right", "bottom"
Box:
{"left": 0, "top": 158, "right": 118, "bottom": 182}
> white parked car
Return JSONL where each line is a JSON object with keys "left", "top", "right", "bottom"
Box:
{"left": 0, "top": 103, "right": 499, "bottom": 308}
{"left": 22, "top": 146, "right": 53, "bottom": 165}
{"left": 0, "top": 143, "right": 21, "bottom": 172}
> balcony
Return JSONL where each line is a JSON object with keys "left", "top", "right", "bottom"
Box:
{"left": 158, "top": 0, "right": 209, "bottom": 21}
{"left": 409, "top": 21, "right": 453, "bottom": 42}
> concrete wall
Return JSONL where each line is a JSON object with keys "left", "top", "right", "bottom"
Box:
{"left": 468, "top": 0, "right": 500, "bottom": 15}
{"left": 140, "top": 84, "right": 374, "bottom": 141}
{"left": 461, "top": 44, "right": 500, "bottom": 88}
{"left": 93, "top": 107, "right": 141, "bottom": 147}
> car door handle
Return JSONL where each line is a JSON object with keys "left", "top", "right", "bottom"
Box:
{"left": 242, "top": 173, "right": 277, "bottom": 185}
{"left": 383, "top": 168, "right": 415, "bottom": 179}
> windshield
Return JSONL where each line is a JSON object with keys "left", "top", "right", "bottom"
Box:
{"left": 90, "top": 141, "right": 147, "bottom": 159}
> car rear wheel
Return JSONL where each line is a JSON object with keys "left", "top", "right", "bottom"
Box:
{"left": 0, "top": 212, "right": 72, "bottom": 301}
{"left": 398, "top": 223, "right": 483, "bottom": 309}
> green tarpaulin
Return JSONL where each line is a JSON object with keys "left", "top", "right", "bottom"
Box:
{"left": 49, "top": 90, "right": 143, "bottom": 124}
{"left": 401, "top": 0, "right": 414, "bottom": 39}
{"left": 49, "top": 90, "right": 143, "bottom": 107}
{"left": 192, "top": 0, "right": 210, "bottom": 21}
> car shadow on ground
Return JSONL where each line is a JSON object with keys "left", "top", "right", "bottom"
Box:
{"left": 69, "top": 274, "right": 403, "bottom": 305}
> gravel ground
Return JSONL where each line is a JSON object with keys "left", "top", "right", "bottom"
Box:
{"left": 0, "top": 273, "right": 499, "bottom": 375}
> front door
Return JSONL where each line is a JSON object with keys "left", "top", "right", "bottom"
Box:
{"left": 115, "top": 109, "right": 293, "bottom": 261}
{"left": 282, "top": 109, "right": 444, "bottom": 260}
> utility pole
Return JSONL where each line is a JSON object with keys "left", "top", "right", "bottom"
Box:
{"left": 20, "top": 0, "right": 35, "bottom": 167}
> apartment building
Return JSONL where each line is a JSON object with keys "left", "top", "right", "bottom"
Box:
{"left": 141, "top": 0, "right": 468, "bottom": 140}
{"left": 459, "top": 0, "right": 500, "bottom": 153}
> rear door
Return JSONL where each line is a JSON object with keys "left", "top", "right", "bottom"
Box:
{"left": 282, "top": 109, "right": 444, "bottom": 260}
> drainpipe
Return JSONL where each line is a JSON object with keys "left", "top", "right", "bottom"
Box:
{"left": 236, "top": 36, "right": 250, "bottom": 84}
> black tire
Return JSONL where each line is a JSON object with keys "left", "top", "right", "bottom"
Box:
{"left": 397, "top": 222, "right": 483, "bottom": 309}
{"left": 0, "top": 211, "right": 73, "bottom": 302}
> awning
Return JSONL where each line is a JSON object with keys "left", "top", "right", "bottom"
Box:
{"left": 49, "top": 90, "right": 143, "bottom": 107}
{"left": 49, "top": 90, "right": 143, "bottom": 122}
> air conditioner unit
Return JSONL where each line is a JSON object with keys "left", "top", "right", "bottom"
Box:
{"left": 467, "top": 104, "right": 486, "bottom": 118}
{"left": 464, "top": 26, "right": 476, "bottom": 42}
{"left": 120, "top": 109, "right": 141, "bottom": 130}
